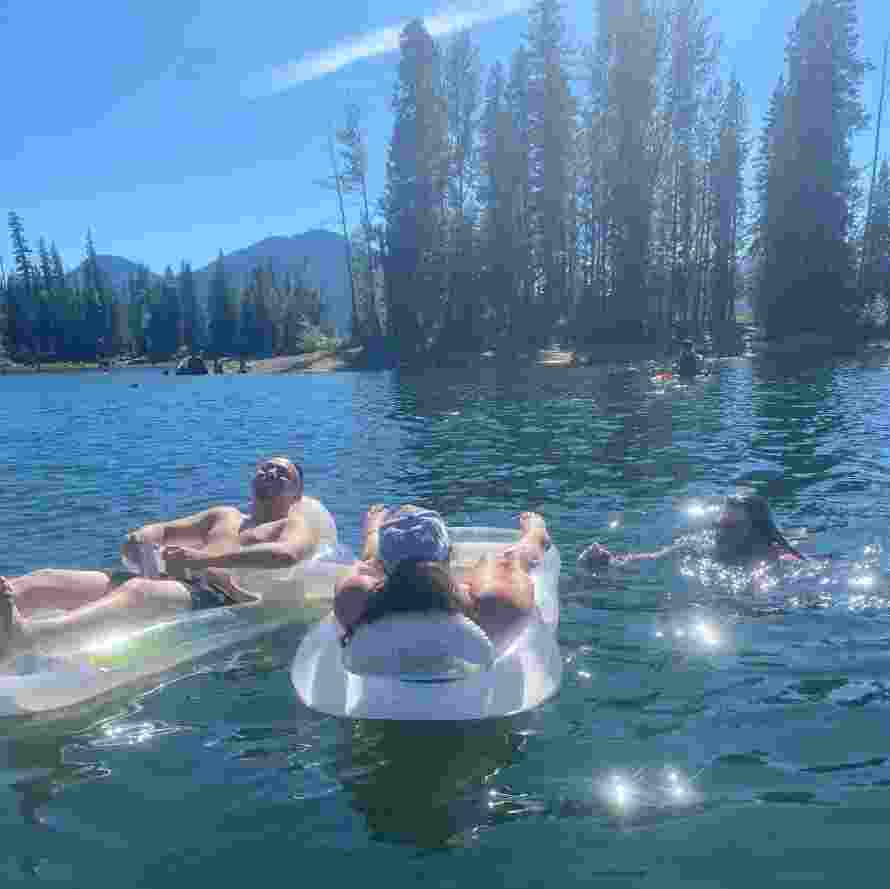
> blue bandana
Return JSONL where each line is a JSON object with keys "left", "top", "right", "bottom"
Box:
{"left": 378, "top": 509, "right": 451, "bottom": 572}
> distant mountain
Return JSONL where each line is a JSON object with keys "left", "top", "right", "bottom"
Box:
{"left": 68, "top": 255, "right": 159, "bottom": 295}
{"left": 192, "top": 229, "right": 353, "bottom": 335}
{"left": 67, "top": 229, "right": 354, "bottom": 335}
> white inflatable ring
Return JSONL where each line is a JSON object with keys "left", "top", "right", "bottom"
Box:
{"left": 290, "top": 526, "right": 563, "bottom": 721}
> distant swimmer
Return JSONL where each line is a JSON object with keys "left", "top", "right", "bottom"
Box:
{"left": 0, "top": 457, "right": 335, "bottom": 658}
{"left": 334, "top": 505, "right": 551, "bottom": 646}
{"left": 578, "top": 492, "right": 807, "bottom": 572}
{"left": 675, "top": 339, "right": 702, "bottom": 378}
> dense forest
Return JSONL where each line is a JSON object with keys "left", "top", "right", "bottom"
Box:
{"left": 0, "top": 218, "right": 328, "bottom": 363}
{"left": 3, "top": 0, "right": 890, "bottom": 367}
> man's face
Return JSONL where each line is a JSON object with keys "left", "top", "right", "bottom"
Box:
{"left": 253, "top": 459, "right": 300, "bottom": 499}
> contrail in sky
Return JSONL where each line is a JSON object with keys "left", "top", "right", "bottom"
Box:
{"left": 242, "top": 0, "right": 532, "bottom": 97}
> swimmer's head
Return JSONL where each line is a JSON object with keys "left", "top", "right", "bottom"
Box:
{"left": 715, "top": 493, "right": 799, "bottom": 560}
{"left": 252, "top": 456, "right": 303, "bottom": 501}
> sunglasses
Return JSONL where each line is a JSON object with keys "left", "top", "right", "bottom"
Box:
{"left": 256, "top": 463, "right": 294, "bottom": 480}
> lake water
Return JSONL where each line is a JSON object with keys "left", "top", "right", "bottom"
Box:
{"left": 2, "top": 348, "right": 890, "bottom": 886}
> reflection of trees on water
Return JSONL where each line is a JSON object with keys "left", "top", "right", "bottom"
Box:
{"left": 0, "top": 716, "right": 114, "bottom": 879}
{"left": 330, "top": 717, "right": 528, "bottom": 848}
{"left": 389, "top": 364, "right": 728, "bottom": 523}
{"left": 747, "top": 354, "right": 850, "bottom": 514}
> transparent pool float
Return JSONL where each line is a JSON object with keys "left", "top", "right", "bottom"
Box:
{"left": 291, "top": 527, "right": 563, "bottom": 721}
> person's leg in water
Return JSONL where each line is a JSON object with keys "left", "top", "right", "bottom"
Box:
{"left": 462, "top": 512, "right": 551, "bottom": 641}
{"left": 1, "top": 570, "right": 115, "bottom": 614}
{"left": 0, "top": 571, "right": 203, "bottom": 653}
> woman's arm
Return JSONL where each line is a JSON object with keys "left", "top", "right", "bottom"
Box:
{"left": 577, "top": 541, "right": 680, "bottom": 571}
{"left": 333, "top": 562, "right": 383, "bottom": 630}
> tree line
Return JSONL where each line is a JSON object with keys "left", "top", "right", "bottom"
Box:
{"left": 4, "top": 0, "right": 889, "bottom": 368}
{"left": 337, "top": 0, "right": 888, "bottom": 364}
{"left": 0, "top": 213, "right": 328, "bottom": 363}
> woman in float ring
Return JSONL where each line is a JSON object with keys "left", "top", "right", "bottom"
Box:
{"left": 335, "top": 506, "right": 552, "bottom": 645}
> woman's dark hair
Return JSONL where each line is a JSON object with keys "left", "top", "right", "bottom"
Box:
{"left": 341, "top": 561, "right": 469, "bottom": 645}
{"left": 718, "top": 493, "right": 804, "bottom": 560}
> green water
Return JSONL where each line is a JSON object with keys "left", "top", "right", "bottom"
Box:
{"left": 2, "top": 347, "right": 890, "bottom": 886}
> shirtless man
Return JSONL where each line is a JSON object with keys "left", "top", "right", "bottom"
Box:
{"left": 0, "top": 456, "right": 336, "bottom": 655}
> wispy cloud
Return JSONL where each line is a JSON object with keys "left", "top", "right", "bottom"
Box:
{"left": 241, "top": 0, "right": 532, "bottom": 98}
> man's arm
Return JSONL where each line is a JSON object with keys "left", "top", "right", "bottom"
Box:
{"left": 167, "top": 511, "right": 321, "bottom": 571}
{"left": 127, "top": 507, "right": 240, "bottom": 547}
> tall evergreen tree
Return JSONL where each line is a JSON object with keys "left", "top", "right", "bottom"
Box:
{"left": 863, "top": 158, "right": 890, "bottom": 310}
{"left": 506, "top": 45, "right": 535, "bottom": 342}
{"left": 709, "top": 75, "right": 749, "bottom": 326}
{"left": 7, "top": 212, "right": 35, "bottom": 356}
{"left": 755, "top": 0, "right": 868, "bottom": 336}
{"left": 597, "top": 0, "right": 662, "bottom": 337}
{"left": 480, "top": 61, "right": 522, "bottom": 341}
{"left": 338, "top": 104, "right": 384, "bottom": 341}
{"left": 383, "top": 18, "right": 449, "bottom": 362}
{"left": 440, "top": 28, "right": 484, "bottom": 350}
{"left": 666, "top": 0, "right": 718, "bottom": 327}
{"left": 527, "top": 0, "right": 576, "bottom": 332}
{"left": 35, "top": 238, "right": 56, "bottom": 356}
{"left": 81, "top": 229, "right": 111, "bottom": 357}
{"left": 208, "top": 250, "right": 238, "bottom": 355}
{"left": 178, "top": 261, "right": 200, "bottom": 351}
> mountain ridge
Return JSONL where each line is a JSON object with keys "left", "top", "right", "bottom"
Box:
{"left": 69, "top": 228, "right": 353, "bottom": 335}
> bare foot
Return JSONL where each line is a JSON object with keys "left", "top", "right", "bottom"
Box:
{"left": 361, "top": 504, "right": 388, "bottom": 561}
{"left": 501, "top": 512, "right": 551, "bottom": 566}
{"left": 0, "top": 580, "right": 16, "bottom": 659}
{"left": 518, "top": 512, "right": 551, "bottom": 550}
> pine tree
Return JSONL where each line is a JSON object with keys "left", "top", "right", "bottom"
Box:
{"left": 708, "top": 75, "right": 748, "bottom": 326}
{"left": 35, "top": 238, "right": 56, "bottom": 357}
{"left": 127, "top": 265, "right": 151, "bottom": 355}
{"left": 666, "top": 0, "right": 718, "bottom": 328}
{"left": 599, "top": 0, "right": 662, "bottom": 337}
{"left": 440, "top": 28, "right": 484, "bottom": 351}
{"left": 208, "top": 250, "right": 238, "bottom": 356}
{"left": 178, "top": 261, "right": 200, "bottom": 351}
{"left": 7, "top": 211, "right": 35, "bottom": 356}
{"left": 755, "top": 0, "right": 868, "bottom": 336}
{"left": 337, "top": 104, "right": 384, "bottom": 341}
{"left": 527, "top": 0, "right": 576, "bottom": 333}
{"left": 506, "top": 45, "right": 534, "bottom": 343}
{"left": 863, "top": 158, "right": 890, "bottom": 310}
{"left": 480, "top": 61, "right": 522, "bottom": 341}
{"left": 383, "top": 18, "right": 449, "bottom": 362}
{"left": 81, "top": 229, "right": 111, "bottom": 357}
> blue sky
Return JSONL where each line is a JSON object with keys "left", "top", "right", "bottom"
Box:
{"left": 2, "top": 0, "right": 888, "bottom": 274}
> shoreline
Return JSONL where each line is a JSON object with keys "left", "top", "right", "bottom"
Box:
{"left": 0, "top": 329, "right": 881, "bottom": 377}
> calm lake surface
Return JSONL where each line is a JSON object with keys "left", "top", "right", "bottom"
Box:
{"left": 3, "top": 347, "right": 890, "bottom": 886}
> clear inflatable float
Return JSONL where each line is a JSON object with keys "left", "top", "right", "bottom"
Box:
{"left": 291, "top": 527, "right": 563, "bottom": 721}
{"left": 0, "top": 508, "right": 350, "bottom": 718}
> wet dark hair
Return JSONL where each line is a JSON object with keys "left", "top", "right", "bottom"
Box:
{"left": 340, "top": 561, "right": 470, "bottom": 645}
{"left": 717, "top": 493, "right": 804, "bottom": 561}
